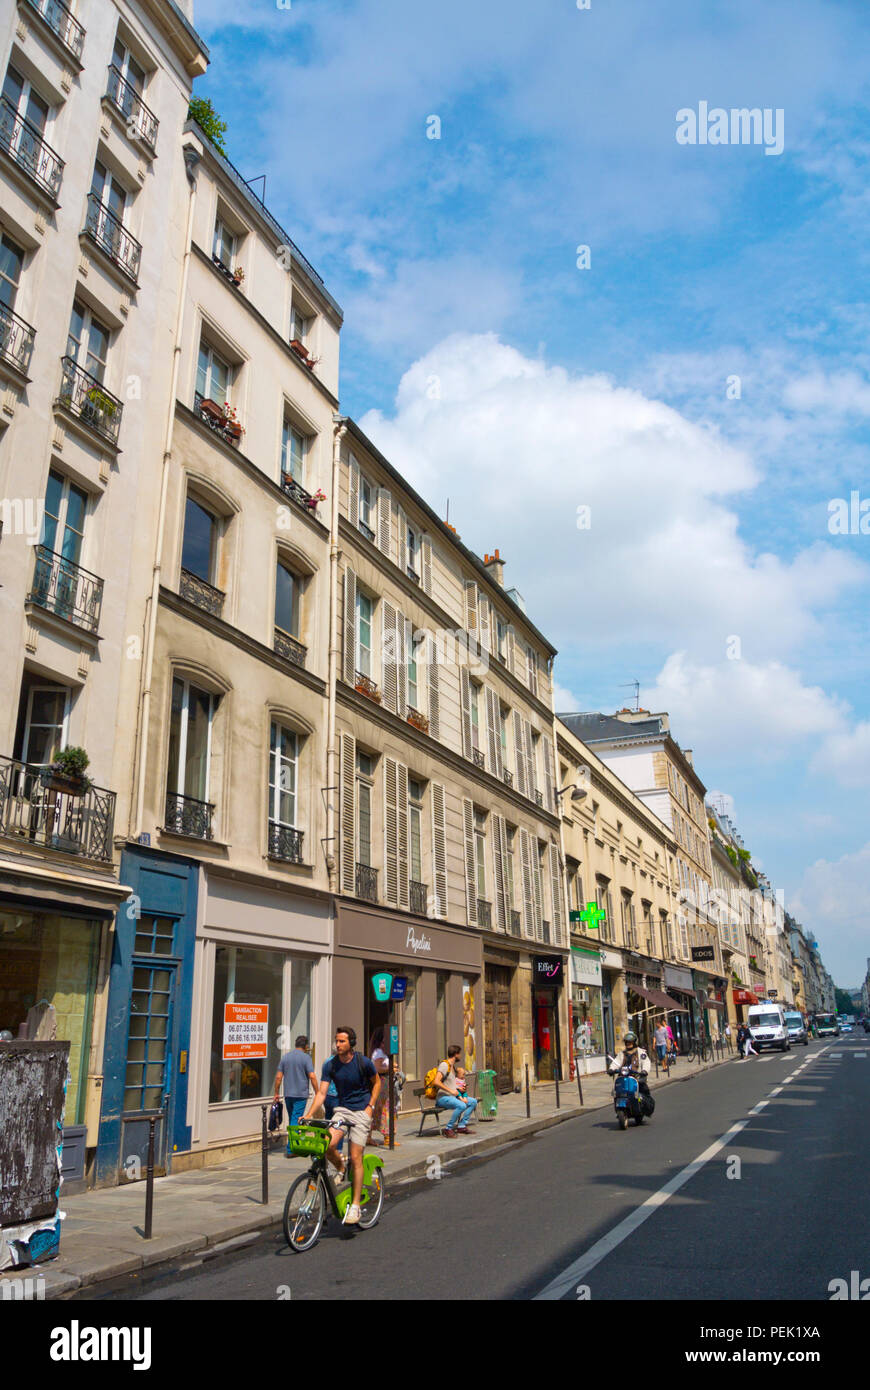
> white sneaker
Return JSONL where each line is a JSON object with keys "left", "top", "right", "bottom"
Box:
{"left": 342, "top": 1203, "right": 361, "bottom": 1225}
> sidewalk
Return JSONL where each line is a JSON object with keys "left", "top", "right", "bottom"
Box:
{"left": 2, "top": 1049, "right": 732, "bottom": 1299}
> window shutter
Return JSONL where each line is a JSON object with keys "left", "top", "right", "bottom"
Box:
{"left": 542, "top": 734, "right": 555, "bottom": 813}
{"left": 463, "top": 797, "right": 477, "bottom": 926}
{"left": 397, "top": 760, "right": 409, "bottom": 909}
{"left": 464, "top": 579, "right": 478, "bottom": 634}
{"left": 478, "top": 590, "right": 490, "bottom": 652}
{"left": 493, "top": 815, "right": 508, "bottom": 932}
{"left": 506, "top": 625, "right": 517, "bottom": 676}
{"left": 348, "top": 456, "right": 360, "bottom": 528}
{"left": 384, "top": 757, "right": 409, "bottom": 907}
{"left": 427, "top": 632, "right": 440, "bottom": 739}
{"left": 342, "top": 567, "right": 357, "bottom": 685}
{"left": 527, "top": 647, "right": 538, "bottom": 698}
{"left": 523, "top": 720, "right": 536, "bottom": 800}
{"left": 421, "top": 535, "right": 432, "bottom": 594}
{"left": 398, "top": 507, "right": 408, "bottom": 575}
{"left": 530, "top": 838, "right": 543, "bottom": 942}
{"left": 339, "top": 731, "right": 356, "bottom": 894}
{"left": 377, "top": 488, "right": 392, "bottom": 557}
{"left": 399, "top": 613, "right": 411, "bottom": 719}
{"left": 550, "top": 842, "right": 565, "bottom": 947}
{"left": 485, "top": 685, "right": 503, "bottom": 779}
{"left": 431, "top": 782, "right": 448, "bottom": 920}
{"left": 382, "top": 599, "right": 398, "bottom": 712}
{"left": 512, "top": 711, "right": 527, "bottom": 797}
{"left": 519, "top": 827, "right": 535, "bottom": 940}
{"left": 460, "top": 666, "right": 473, "bottom": 759}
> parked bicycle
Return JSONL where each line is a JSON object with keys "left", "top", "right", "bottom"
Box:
{"left": 283, "top": 1120, "right": 384, "bottom": 1252}
{"left": 685, "top": 1034, "right": 711, "bottom": 1063}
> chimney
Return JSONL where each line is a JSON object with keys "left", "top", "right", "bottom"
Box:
{"left": 483, "top": 548, "right": 505, "bottom": 587}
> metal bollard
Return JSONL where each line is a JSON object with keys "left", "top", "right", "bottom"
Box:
{"left": 261, "top": 1103, "right": 269, "bottom": 1205}
{"left": 388, "top": 1054, "right": 395, "bottom": 1152}
{"left": 554, "top": 1067, "right": 560, "bottom": 1110}
{"left": 576, "top": 1068, "right": 584, "bottom": 1107}
{"left": 144, "top": 1115, "right": 157, "bottom": 1240}
{"left": 525, "top": 1062, "right": 530, "bottom": 1118}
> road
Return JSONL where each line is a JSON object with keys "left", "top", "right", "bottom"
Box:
{"left": 95, "top": 1035, "right": 870, "bottom": 1302}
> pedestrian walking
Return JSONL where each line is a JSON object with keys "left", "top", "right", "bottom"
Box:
{"left": 653, "top": 1019, "right": 669, "bottom": 1067}
{"left": 273, "top": 1034, "right": 318, "bottom": 1127}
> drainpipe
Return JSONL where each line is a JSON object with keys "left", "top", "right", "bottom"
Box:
{"left": 325, "top": 418, "right": 346, "bottom": 893}
{"left": 131, "top": 140, "right": 201, "bottom": 837}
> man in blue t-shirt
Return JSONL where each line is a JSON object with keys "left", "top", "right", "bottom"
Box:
{"left": 272, "top": 1035, "right": 317, "bottom": 1127}
{"left": 302, "top": 1026, "right": 380, "bottom": 1226}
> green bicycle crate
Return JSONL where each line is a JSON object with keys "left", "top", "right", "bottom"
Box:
{"left": 286, "top": 1124, "right": 331, "bottom": 1158}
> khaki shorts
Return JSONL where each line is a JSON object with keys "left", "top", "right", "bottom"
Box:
{"left": 329, "top": 1107, "right": 372, "bottom": 1147}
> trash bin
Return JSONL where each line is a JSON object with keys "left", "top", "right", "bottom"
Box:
{"left": 475, "top": 1069, "right": 498, "bottom": 1121}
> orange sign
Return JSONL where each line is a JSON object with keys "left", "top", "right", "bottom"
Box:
{"left": 222, "top": 1002, "right": 269, "bottom": 1060}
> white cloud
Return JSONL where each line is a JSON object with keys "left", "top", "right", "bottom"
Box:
{"left": 813, "top": 721, "right": 870, "bottom": 788}
{"left": 790, "top": 842, "right": 870, "bottom": 985}
{"left": 552, "top": 678, "right": 583, "bottom": 713}
{"left": 783, "top": 370, "right": 870, "bottom": 415}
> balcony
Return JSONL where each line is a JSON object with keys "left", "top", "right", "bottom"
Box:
{"left": 541, "top": 919, "right": 551, "bottom": 945}
{"left": 83, "top": 193, "right": 142, "bottom": 282}
{"left": 179, "top": 567, "right": 225, "bottom": 618}
{"left": 105, "top": 66, "right": 158, "bottom": 152}
{"left": 509, "top": 909, "right": 522, "bottom": 937}
{"left": 358, "top": 518, "right": 375, "bottom": 543}
{"left": 410, "top": 880, "right": 428, "bottom": 915}
{"left": 24, "top": 0, "right": 86, "bottom": 62}
{"left": 0, "top": 96, "right": 64, "bottom": 200}
{"left": 212, "top": 255, "right": 243, "bottom": 287}
{"left": 268, "top": 821, "right": 304, "bottom": 864}
{"left": 502, "top": 768, "right": 514, "bottom": 788}
{"left": 406, "top": 566, "right": 420, "bottom": 585}
{"left": 193, "top": 392, "right": 242, "bottom": 448}
{"left": 274, "top": 627, "right": 306, "bottom": 669}
{"left": 472, "top": 748, "right": 485, "bottom": 770}
{"left": 58, "top": 357, "right": 123, "bottom": 445}
{"left": 0, "top": 754, "right": 115, "bottom": 861}
{"left": 28, "top": 546, "right": 104, "bottom": 634}
{"left": 0, "top": 301, "right": 36, "bottom": 376}
{"left": 280, "top": 472, "right": 323, "bottom": 519}
{"left": 354, "top": 671, "right": 381, "bottom": 704}
{"left": 406, "top": 707, "right": 429, "bottom": 735}
{"left": 164, "top": 791, "right": 214, "bottom": 840}
{"left": 477, "top": 898, "right": 492, "bottom": 930}
{"left": 356, "top": 862, "right": 378, "bottom": 903}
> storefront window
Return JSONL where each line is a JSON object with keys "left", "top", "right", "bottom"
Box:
{"left": 0, "top": 909, "right": 99, "bottom": 1125}
{"left": 288, "top": 957, "right": 312, "bottom": 1060}
{"left": 435, "top": 972, "right": 448, "bottom": 1060}
{"left": 210, "top": 945, "right": 284, "bottom": 1103}
{"left": 401, "top": 968, "right": 419, "bottom": 1080}
{"left": 571, "top": 985, "right": 604, "bottom": 1057}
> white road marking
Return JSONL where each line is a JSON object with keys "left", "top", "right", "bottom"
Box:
{"left": 854, "top": 1052, "right": 867, "bottom": 1058}
{"left": 829, "top": 1051, "right": 843, "bottom": 1058}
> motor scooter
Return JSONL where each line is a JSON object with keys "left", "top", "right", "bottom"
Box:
{"left": 611, "top": 1061, "right": 655, "bottom": 1130}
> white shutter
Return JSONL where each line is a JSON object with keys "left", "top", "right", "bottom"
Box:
{"left": 397, "top": 760, "right": 409, "bottom": 909}
{"left": 478, "top": 590, "right": 491, "bottom": 652}
{"left": 506, "top": 626, "right": 517, "bottom": 676}
{"left": 342, "top": 567, "right": 357, "bottom": 685}
{"left": 421, "top": 535, "right": 432, "bottom": 594}
{"left": 464, "top": 580, "right": 478, "bottom": 634}
{"left": 398, "top": 507, "right": 408, "bottom": 575}
{"left": 382, "top": 599, "right": 398, "bottom": 712}
{"left": 527, "top": 647, "right": 538, "bottom": 698}
{"left": 493, "top": 815, "right": 508, "bottom": 932}
{"left": 431, "top": 782, "right": 448, "bottom": 920}
{"left": 512, "top": 711, "right": 527, "bottom": 797}
{"left": 348, "top": 456, "right": 360, "bottom": 528}
{"left": 485, "top": 685, "right": 503, "bottom": 779}
{"left": 463, "top": 797, "right": 477, "bottom": 926}
{"left": 427, "top": 632, "right": 440, "bottom": 739}
{"left": 460, "top": 666, "right": 473, "bottom": 759}
{"left": 377, "top": 488, "right": 392, "bottom": 556}
{"left": 542, "top": 734, "right": 555, "bottom": 813}
{"left": 530, "top": 837, "right": 543, "bottom": 942}
{"left": 519, "top": 827, "right": 535, "bottom": 940}
{"left": 399, "top": 613, "right": 411, "bottom": 720}
{"left": 384, "top": 757, "right": 409, "bottom": 908}
{"left": 339, "top": 731, "right": 356, "bottom": 894}
{"left": 524, "top": 720, "right": 536, "bottom": 801}
{"left": 550, "top": 842, "right": 565, "bottom": 947}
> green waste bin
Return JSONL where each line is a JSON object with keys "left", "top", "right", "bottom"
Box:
{"left": 475, "top": 1069, "right": 498, "bottom": 1121}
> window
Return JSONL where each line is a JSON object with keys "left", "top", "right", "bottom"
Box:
{"left": 406, "top": 523, "right": 420, "bottom": 579}
{"left": 281, "top": 420, "right": 307, "bottom": 484}
{"left": 2, "top": 66, "right": 50, "bottom": 157}
{"left": 167, "top": 677, "right": 214, "bottom": 803}
{"left": 91, "top": 160, "right": 128, "bottom": 224}
{"left": 134, "top": 915, "right": 175, "bottom": 956}
{"left": 290, "top": 305, "right": 309, "bottom": 344}
{"left": 0, "top": 232, "right": 24, "bottom": 310}
{"left": 534, "top": 843, "right": 546, "bottom": 936}
{"left": 181, "top": 497, "right": 218, "bottom": 583}
{"left": 210, "top": 945, "right": 288, "bottom": 1102}
{"left": 359, "top": 475, "right": 375, "bottom": 539}
{"left": 470, "top": 681, "right": 481, "bottom": 752}
{"left": 20, "top": 684, "right": 69, "bottom": 765}
{"left": 496, "top": 617, "right": 507, "bottom": 662}
{"left": 407, "top": 630, "right": 419, "bottom": 710}
{"left": 196, "top": 339, "right": 231, "bottom": 407}
{"left": 213, "top": 217, "right": 235, "bottom": 269}
{"left": 356, "top": 591, "right": 373, "bottom": 677}
{"left": 275, "top": 561, "right": 300, "bottom": 637}
{"left": 356, "top": 751, "right": 374, "bottom": 866}
{"left": 112, "top": 36, "right": 146, "bottom": 97}
{"left": 474, "top": 809, "right": 487, "bottom": 898}
{"left": 43, "top": 469, "right": 87, "bottom": 566}
{"left": 268, "top": 722, "right": 298, "bottom": 828}
{"left": 435, "top": 973, "right": 448, "bottom": 1061}
{"left": 400, "top": 968, "right": 419, "bottom": 1080}
{"left": 67, "top": 299, "right": 110, "bottom": 382}
{"left": 409, "top": 778, "right": 424, "bottom": 883}
{"left": 499, "top": 703, "right": 509, "bottom": 770}
{"left": 505, "top": 825, "right": 517, "bottom": 911}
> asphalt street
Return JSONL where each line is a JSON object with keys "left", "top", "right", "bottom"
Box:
{"left": 96, "top": 1035, "right": 870, "bottom": 1302}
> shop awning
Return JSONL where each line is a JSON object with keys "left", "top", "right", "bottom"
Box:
{"left": 630, "top": 984, "right": 689, "bottom": 1012}
{"left": 733, "top": 988, "right": 759, "bottom": 1005}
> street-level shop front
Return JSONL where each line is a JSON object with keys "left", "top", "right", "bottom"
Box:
{"left": 531, "top": 953, "right": 567, "bottom": 1082}
{"left": 625, "top": 955, "right": 666, "bottom": 1053}
{"left": 570, "top": 943, "right": 606, "bottom": 1074}
{"left": 599, "top": 947, "right": 626, "bottom": 1057}
{"left": 332, "top": 901, "right": 482, "bottom": 1097}
{"left": 664, "top": 964, "right": 699, "bottom": 1049}
{"left": 694, "top": 971, "right": 728, "bottom": 1040}
{"left": 483, "top": 946, "right": 517, "bottom": 1093}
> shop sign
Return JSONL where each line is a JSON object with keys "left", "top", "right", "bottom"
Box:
{"left": 599, "top": 947, "right": 623, "bottom": 969}
{"left": 691, "top": 946, "right": 716, "bottom": 962}
{"left": 390, "top": 976, "right": 408, "bottom": 1002}
{"left": 665, "top": 965, "right": 693, "bottom": 991}
{"left": 371, "top": 972, "right": 393, "bottom": 1002}
{"left": 405, "top": 926, "right": 432, "bottom": 955}
{"left": 389, "top": 1025, "right": 399, "bottom": 1054}
{"left": 222, "top": 1003, "right": 268, "bottom": 1060}
{"left": 768, "top": 989, "right": 778, "bottom": 999}
{"left": 570, "top": 950, "right": 602, "bottom": 988}
{"left": 533, "top": 955, "right": 564, "bottom": 987}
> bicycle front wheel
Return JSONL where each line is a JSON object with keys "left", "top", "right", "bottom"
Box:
{"left": 357, "top": 1169, "right": 385, "bottom": 1229}
{"left": 283, "top": 1172, "right": 326, "bottom": 1252}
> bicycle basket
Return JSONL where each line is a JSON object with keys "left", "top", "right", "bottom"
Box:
{"left": 287, "top": 1124, "right": 331, "bottom": 1158}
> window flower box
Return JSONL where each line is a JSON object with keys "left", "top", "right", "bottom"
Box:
{"left": 198, "top": 397, "right": 225, "bottom": 425}
{"left": 406, "top": 708, "right": 429, "bottom": 734}
{"left": 354, "top": 673, "right": 381, "bottom": 703}
{"left": 289, "top": 338, "right": 310, "bottom": 363}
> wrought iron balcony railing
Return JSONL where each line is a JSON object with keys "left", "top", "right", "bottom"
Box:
{"left": 406, "top": 566, "right": 420, "bottom": 584}
{"left": 179, "top": 567, "right": 225, "bottom": 618}
{"left": 58, "top": 357, "right": 123, "bottom": 444}
{"left": 0, "top": 754, "right": 115, "bottom": 861}
{"left": 356, "top": 862, "right": 378, "bottom": 903}
{"left": 509, "top": 909, "right": 522, "bottom": 937}
{"left": 502, "top": 768, "right": 514, "bottom": 788}
{"left": 24, "top": 0, "right": 86, "bottom": 61}
{"left": 358, "top": 519, "right": 375, "bottom": 543}
{"left": 472, "top": 747, "right": 485, "bottom": 770}
{"left": 193, "top": 391, "right": 242, "bottom": 448}
{"left": 84, "top": 193, "right": 142, "bottom": 281}
{"left": 477, "top": 898, "right": 492, "bottom": 930}
{"left": 274, "top": 627, "right": 306, "bottom": 668}
{"left": 534, "top": 789, "right": 544, "bottom": 808}
{"left": 0, "top": 96, "right": 64, "bottom": 199}
{"left": 268, "top": 821, "right": 304, "bottom": 864}
{"left": 354, "top": 671, "right": 381, "bottom": 703}
{"left": 280, "top": 472, "right": 321, "bottom": 516}
{"left": 28, "top": 546, "right": 104, "bottom": 633}
{"left": 410, "top": 880, "right": 428, "bottom": 915}
{"left": 105, "top": 65, "right": 158, "bottom": 151}
{"left": 164, "top": 791, "right": 214, "bottom": 840}
{"left": 0, "top": 301, "right": 36, "bottom": 375}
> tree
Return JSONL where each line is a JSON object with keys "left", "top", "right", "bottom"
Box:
{"left": 188, "top": 96, "right": 227, "bottom": 155}
{"left": 834, "top": 988, "right": 854, "bottom": 1015}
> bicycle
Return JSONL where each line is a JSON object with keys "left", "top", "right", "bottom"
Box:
{"left": 283, "top": 1120, "right": 385, "bottom": 1252}
{"left": 686, "top": 1035, "right": 711, "bottom": 1064}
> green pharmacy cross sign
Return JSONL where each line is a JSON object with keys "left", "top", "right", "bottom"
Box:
{"left": 570, "top": 902, "right": 606, "bottom": 931}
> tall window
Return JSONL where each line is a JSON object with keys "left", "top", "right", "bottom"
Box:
{"left": 0, "top": 232, "right": 24, "bottom": 310}
{"left": 407, "top": 523, "right": 420, "bottom": 577}
{"left": 356, "top": 591, "right": 373, "bottom": 677}
{"left": 505, "top": 825, "right": 517, "bottom": 911}
{"left": 167, "top": 677, "right": 214, "bottom": 802}
{"left": 275, "top": 561, "right": 300, "bottom": 637}
{"left": 499, "top": 703, "right": 509, "bottom": 770}
{"left": 435, "top": 973, "right": 448, "bottom": 1062}
{"left": 2, "top": 66, "right": 50, "bottom": 162}
{"left": 43, "top": 470, "right": 87, "bottom": 565}
{"left": 470, "top": 681, "right": 481, "bottom": 752}
{"left": 112, "top": 36, "right": 145, "bottom": 96}
{"left": 359, "top": 476, "right": 374, "bottom": 536}
{"left": 20, "top": 685, "right": 69, "bottom": 765}
{"left": 290, "top": 305, "right": 309, "bottom": 344}
{"left": 91, "top": 160, "right": 127, "bottom": 223}
{"left": 496, "top": 617, "right": 507, "bottom": 661}
{"left": 535, "top": 843, "right": 546, "bottom": 935}
{"left": 268, "top": 722, "right": 298, "bottom": 828}
{"left": 181, "top": 497, "right": 218, "bottom": 582}
{"left": 409, "top": 778, "right": 424, "bottom": 883}
{"left": 213, "top": 217, "right": 235, "bottom": 268}
{"left": 356, "top": 751, "right": 373, "bottom": 866}
{"left": 407, "top": 630, "right": 419, "bottom": 710}
{"left": 67, "top": 300, "right": 109, "bottom": 381}
{"left": 196, "top": 339, "right": 231, "bottom": 407}
{"left": 474, "top": 809, "right": 487, "bottom": 898}
{"left": 281, "top": 420, "right": 306, "bottom": 483}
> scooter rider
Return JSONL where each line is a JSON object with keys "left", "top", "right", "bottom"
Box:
{"left": 609, "top": 1031, "right": 653, "bottom": 1103}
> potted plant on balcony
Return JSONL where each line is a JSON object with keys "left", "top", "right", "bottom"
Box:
{"left": 40, "top": 746, "right": 92, "bottom": 795}
{"left": 289, "top": 338, "right": 310, "bottom": 363}
{"left": 221, "top": 403, "right": 243, "bottom": 441}
{"left": 406, "top": 708, "right": 429, "bottom": 733}
{"left": 354, "top": 673, "right": 381, "bottom": 703}
{"left": 197, "top": 397, "right": 225, "bottom": 425}
{"left": 305, "top": 488, "right": 326, "bottom": 513}
{"left": 83, "top": 385, "right": 117, "bottom": 428}
{"left": 232, "top": 265, "right": 245, "bottom": 286}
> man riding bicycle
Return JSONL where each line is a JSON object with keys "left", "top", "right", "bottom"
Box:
{"left": 301, "top": 1026, "right": 381, "bottom": 1226}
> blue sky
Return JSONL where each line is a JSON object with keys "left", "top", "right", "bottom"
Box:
{"left": 192, "top": 0, "right": 870, "bottom": 986}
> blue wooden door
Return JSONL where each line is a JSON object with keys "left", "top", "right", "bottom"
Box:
{"left": 122, "top": 961, "right": 176, "bottom": 1174}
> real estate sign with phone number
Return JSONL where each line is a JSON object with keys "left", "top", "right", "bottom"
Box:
{"left": 223, "top": 1003, "right": 269, "bottom": 1059}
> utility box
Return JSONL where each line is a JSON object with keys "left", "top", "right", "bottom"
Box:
{"left": 0, "top": 1041, "right": 70, "bottom": 1269}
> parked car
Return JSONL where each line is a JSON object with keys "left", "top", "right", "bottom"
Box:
{"left": 784, "top": 1011, "right": 809, "bottom": 1046}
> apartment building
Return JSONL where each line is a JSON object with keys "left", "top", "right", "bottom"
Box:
{"left": 0, "top": 0, "right": 206, "bottom": 1184}
{"left": 706, "top": 799, "right": 757, "bottom": 1026}
{"left": 559, "top": 710, "right": 726, "bottom": 1040}
{"left": 330, "top": 419, "right": 566, "bottom": 1092}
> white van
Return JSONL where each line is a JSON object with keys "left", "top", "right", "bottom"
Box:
{"left": 747, "top": 1003, "right": 791, "bottom": 1052}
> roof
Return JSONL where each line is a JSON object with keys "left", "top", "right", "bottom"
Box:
{"left": 557, "top": 712, "right": 666, "bottom": 742}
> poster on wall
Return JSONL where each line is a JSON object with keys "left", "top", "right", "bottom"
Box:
{"left": 462, "top": 979, "right": 475, "bottom": 1071}
{"left": 222, "top": 1003, "right": 269, "bottom": 1060}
